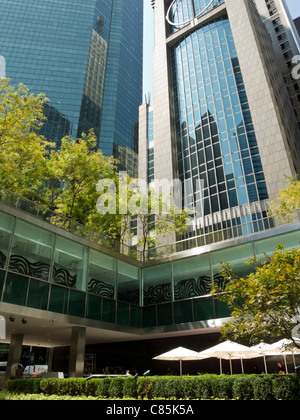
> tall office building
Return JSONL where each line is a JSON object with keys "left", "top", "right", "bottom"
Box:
{"left": 139, "top": 0, "right": 300, "bottom": 245}
{"left": 295, "top": 17, "right": 300, "bottom": 38}
{"left": 0, "top": 0, "right": 143, "bottom": 174}
{"left": 255, "top": 0, "right": 300, "bottom": 127}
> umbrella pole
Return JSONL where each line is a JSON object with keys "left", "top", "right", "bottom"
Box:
{"left": 292, "top": 352, "right": 296, "bottom": 369}
{"left": 263, "top": 355, "right": 268, "bottom": 374}
{"left": 180, "top": 360, "right": 182, "bottom": 376}
{"left": 283, "top": 355, "right": 288, "bottom": 374}
{"left": 219, "top": 358, "right": 222, "bottom": 375}
{"left": 230, "top": 357, "right": 233, "bottom": 375}
{"left": 240, "top": 359, "right": 244, "bottom": 374}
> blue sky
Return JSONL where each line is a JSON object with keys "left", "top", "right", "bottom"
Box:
{"left": 143, "top": 0, "right": 300, "bottom": 98}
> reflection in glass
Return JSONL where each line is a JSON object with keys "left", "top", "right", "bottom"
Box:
{"left": 171, "top": 15, "right": 269, "bottom": 240}
{"left": 9, "top": 220, "right": 55, "bottom": 281}
{"left": 173, "top": 254, "right": 212, "bottom": 300}
{"left": 0, "top": 211, "right": 15, "bottom": 269}
{"left": 117, "top": 260, "right": 140, "bottom": 305}
{"left": 53, "top": 236, "right": 88, "bottom": 291}
{"left": 88, "top": 249, "right": 116, "bottom": 298}
{"left": 3, "top": 272, "right": 28, "bottom": 306}
{"left": 27, "top": 279, "right": 49, "bottom": 310}
{"left": 211, "top": 242, "right": 255, "bottom": 289}
{"left": 143, "top": 263, "right": 171, "bottom": 305}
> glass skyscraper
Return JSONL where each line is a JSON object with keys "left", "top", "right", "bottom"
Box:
{"left": 139, "top": 0, "right": 300, "bottom": 245}
{"left": 0, "top": 0, "right": 143, "bottom": 172}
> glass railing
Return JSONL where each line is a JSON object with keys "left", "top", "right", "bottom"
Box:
{"left": 0, "top": 187, "right": 141, "bottom": 261}
{"left": 147, "top": 208, "right": 300, "bottom": 260}
{"left": 0, "top": 186, "right": 299, "bottom": 263}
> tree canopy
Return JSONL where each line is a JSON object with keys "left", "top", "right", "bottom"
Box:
{"left": 0, "top": 79, "right": 190, "bottom": 256}
{"left": 212, "top": 245, "right": 300, "bottom": 348}
{"left": 0, "top": 79, "right": 53, "bottom": 197}
{"left": 269, "top": 177, "right": 300, "bottom": 216}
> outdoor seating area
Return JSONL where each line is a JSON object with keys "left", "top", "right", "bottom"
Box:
{"left": 153, "top": 340, "right": 300, "bottom": 376}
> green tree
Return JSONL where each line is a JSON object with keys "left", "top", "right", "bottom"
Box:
{"left": 136, "top": 190, "right": 190, "bottom": 261}
{"left": 0, "top": 78, "right": 52, "bottom": 197}
{"left": 269, "top": 177, "right": 300, "bottom": 216}
{"left": 212, "top": 245, "right": 300, "bottom": 348}
{"left": 44, "top": 130, "right": 116, "bottom": 224}
{"left": 88, "top": 171, "right": 134, "bottom": 247}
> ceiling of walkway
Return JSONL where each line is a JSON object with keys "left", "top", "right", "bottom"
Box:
{"left": 0, "top": 304, "right": 220, "bottom": 349}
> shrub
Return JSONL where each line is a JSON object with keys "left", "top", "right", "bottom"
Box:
{"left": 4, "top": 374, "right": 300, "bottom": 400}
{"left": 211, "top": 375, "right": 234, "bottom": 400}
{"left": 123, "top": 377, "right": 138, "bottom": 398}
{"left": 252, "top": 375, "right": 275, "bottom": 400}
{"left": 95, "top": 378, "right": 112, "bottom": 398}
{"left": 137, "top": 376, "right": 159, "bottom": 400}
{"left": 85, "top": 379, "right": 101, "bottom": 397}
{"left": 181, "top": 377, "right": 198, "bottom": 399}
{"left": 40, "top": 378, "right": 86, "bottom": 396}
{"left": 108, "top": 377, "right": 125, "bottom": 398}
{"left": 232, "top": 376, "right": 254, "bottom": 400}
{"left": 5, "top": 379, "right": 42, "bottom": 394}
{"left": 194, "top": 375, "right": 215, "bottom": 400}
{"left": 272, "top": 375, "right": 300, "bottom": 400}
{"left": 40, "top": 378, "right": 61, "bottom": 395}
{"left": 152, "top": 377, "right": 184, "bottom": 399}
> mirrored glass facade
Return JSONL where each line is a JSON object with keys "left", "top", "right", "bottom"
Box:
{"left": 171, "top": 14, "right": 269, "bottom": 231}
{"left": 168, "top": 0, "right": 225, "bottom": 33}
{"left": 0, "top": 0, "right": 143, "bottom": 166}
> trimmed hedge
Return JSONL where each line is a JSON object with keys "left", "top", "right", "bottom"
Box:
{"left": 4, "top": 374, "right": 300, "bottom": 400}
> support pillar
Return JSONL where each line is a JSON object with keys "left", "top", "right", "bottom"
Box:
{"left": 5, "top": 334, "right": 24, "bottom": 380}
{"left": 48, "top": 348, "right": 54, "bottom": 372}
{"left": 68, "top": 327, "right": 86, "bottom": 377}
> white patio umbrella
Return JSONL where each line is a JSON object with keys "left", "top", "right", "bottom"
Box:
{"left": 198, "top": 341, "right": 261, "bottom": 375}
{"left": 153, "top": 346, "right": 209, "bottom": 376}
{"left": 265, "top": 339, "right": 300, "bottom": 373}
{"left": 251, "top": 340, "right": 300, "bottom": 374}
{"left": 250, "top": 343, "right": 271, "bottom": 374}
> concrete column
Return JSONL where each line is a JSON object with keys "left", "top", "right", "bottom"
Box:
{"left": 5, "top": 334, "right": 24, "bottom": 380}
{"left": 48, "top": 348, "right": 54, "bottom": 372}
{"left": 68, "top": 327, "right": 86, "bottom": 377}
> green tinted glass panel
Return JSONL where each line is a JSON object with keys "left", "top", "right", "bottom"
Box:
{"left": 86, "top": 294, "right": 101, "bottom": 321}
{"left": 173, "top": 254, "right": 211, "bottom": 300}
{"left": 48, "top": 285, "right": 68, "bottom": 314}
{"left": 118, "top": 260, "right": 139, "bottom": 305}
{"left": 157, "top": 303, "right": 173, "bottom": 326}
{"left": 53, "top": 236, "right": 88, "bottom": 291}
{"left": 9, "top": 219, "right": 55, "bottom": 281}
{"left": 143, "top": 263, "right": 171, "bottom": 306}
{"left": 174, "top": 300, "right": 193, "bottom": 324}
{"left": 88, "top": 249, "right": 116, "bottom": 298}
{"left": 193, "top": 297, "right": 214, "bottom": 321}
{"left": 142, "top": 306, "right": 156, "bottom": 328}
{"left": 214, "top": 299, "right": 232, "bottom": 319}
{"left": 130, "top": 306, "right": 141, "bottom": 328}
{"left": 0, "top": 270, "right": 5, "bottom": 298}
{"left": 102, "top": 298, "right": 115, "bottom": 324}
{"left": 0, "top": 211, "right": 15, "bottom": 270}
{"left": 254, "top": 231, "right": 300, "bottom": 261}
{"left": 68, "top": 290, "right": 85, "bottom": 318}
{"left": 27, "top": 279, "right": 49, "bottom": 310}
{"left": 3, "top": 273, "right": 28, "bottom": 306}
{"left": 211, "top": 242, "right": 254, "bottom": 277}
{"left": 117, "top": 302, "right": 129, "bottom": 326}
